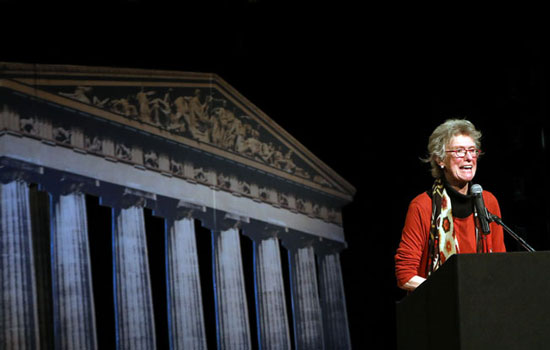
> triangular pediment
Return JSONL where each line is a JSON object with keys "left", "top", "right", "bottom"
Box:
{"left": 0, "top": 62, "right": 355, "bottom": 205}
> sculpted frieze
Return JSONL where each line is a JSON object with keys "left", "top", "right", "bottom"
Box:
{"left": 51, "top": 85, "right": 330, "bottom": 188}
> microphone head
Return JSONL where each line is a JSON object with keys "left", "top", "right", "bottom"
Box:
{"left": 471, "top": 184, "right": 483, "bottom": 195}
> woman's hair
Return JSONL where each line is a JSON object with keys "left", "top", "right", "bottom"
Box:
{"left": 423, "top": 119, "right": 482, "bottom": 178}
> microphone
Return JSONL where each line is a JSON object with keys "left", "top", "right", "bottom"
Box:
{"left": 471, "top": 184, "right": 491, "bottom": 234}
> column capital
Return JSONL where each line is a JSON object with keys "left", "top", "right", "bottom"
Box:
{"left": 100, "top": 185, "right": 156, "bottom": 209}
{"left": 313, "top": 238, "right": 347, "bottom": 256}
{"left": 153, "top": 196, "right": 207, "bottom": 221}
{"left": 40, "top": 172, "right": 99, "bottom": 197}
{"left": 241, "top": 219, "right": 288, "bottom": 242}
{"left": 280, "top": 230, "right": 319, "bottom": 252}
{"left": 280, "top": 229, "right": 347, "bottom": 255}
{"left": 199, "top": 209, "right": 250, "bottom": 232}
{"left": 0, "top": 156, "right": 42, "bottom": 184}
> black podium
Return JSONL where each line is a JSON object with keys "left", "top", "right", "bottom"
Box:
{"left": 396, "top": 252, "right": 550, "bottom": 350}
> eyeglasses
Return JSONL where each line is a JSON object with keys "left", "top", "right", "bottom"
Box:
{"left": 445, "top": 148, "right": 481, "bottom": 158}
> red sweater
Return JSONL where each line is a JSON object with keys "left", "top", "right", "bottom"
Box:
{"left": 395, "top": 190, "right": 506, "bottom": 288}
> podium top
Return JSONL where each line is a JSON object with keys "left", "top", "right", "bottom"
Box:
{"left": 396, "top": 251, "right": 550, "bottom": 350}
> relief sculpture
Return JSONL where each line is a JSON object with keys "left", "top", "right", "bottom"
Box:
{"left": 53, "top": 126, "right": 71, "bottom": 144}
{"left": 111, "top": 96, "right": 138, "bottom": 117}
{"left": 20, "top": 116, "right": 37, "bottom": 135}
{"left": 115, "top": 142, "right": 132, "bottom": 161}
{"left": 85, "top": 135, "right": 103, "bottom": 153}
{"left": 54, "top": 85, "right": 334, "bottom": 189}
{"left": 144, "top": 150, "right": 159, "bottom": 169}
{"left": 60, "top": 86, "right": 110, "bottom": 107}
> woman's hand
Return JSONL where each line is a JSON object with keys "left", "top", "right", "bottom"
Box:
{"left": 401, "top": 275, "right": 426, "bottom": 291}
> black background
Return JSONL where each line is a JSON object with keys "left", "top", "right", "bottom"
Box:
{"left": 2, "top": 2, "right": 550, "bottom": 348}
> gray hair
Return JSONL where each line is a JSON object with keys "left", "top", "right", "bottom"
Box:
{"left": 423, "top": 119, "right": 482, "bottom": 178}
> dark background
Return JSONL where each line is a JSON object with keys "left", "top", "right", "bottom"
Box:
{"left": 2, "top": 2, "right": 549, "bottom": 348}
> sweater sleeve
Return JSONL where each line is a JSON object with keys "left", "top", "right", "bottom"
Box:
{"left": 395, "top": 193, "right": 431, "bottom": 288}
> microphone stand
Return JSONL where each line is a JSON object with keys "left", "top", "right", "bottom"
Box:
{"left": 488, "top": 212, "right": 536, "bottom": 252}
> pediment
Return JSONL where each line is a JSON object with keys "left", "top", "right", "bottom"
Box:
{"left": 0, "top": 62, "right": 355, "bottom": 205}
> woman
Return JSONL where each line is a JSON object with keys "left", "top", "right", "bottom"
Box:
{"left": 395, "top": 119, "right": 506, "bottom": 291}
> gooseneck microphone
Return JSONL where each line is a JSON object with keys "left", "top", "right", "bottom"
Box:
{"left": 471, "top": 184, "right": 491, "bottom": 234}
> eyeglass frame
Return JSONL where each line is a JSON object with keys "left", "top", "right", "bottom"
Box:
{"left": 445, "top": 148, "right": 481, "bottom": 158}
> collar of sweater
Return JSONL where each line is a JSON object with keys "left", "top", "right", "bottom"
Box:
{"left": 444, "top": 181, "right": 474, "bottom": 219}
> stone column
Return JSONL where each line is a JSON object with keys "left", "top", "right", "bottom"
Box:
{"left": 211, "top": 221, "right": 252, "bottom": 349}
{"left": 50, "top": 189, "right": 98, "bottom": 350}
{"left": 288, "top": 245, "right": 324, "bottom": 350}
{"left": 112, "top": 196, "right": 156, "bottom": 350}
{"left": 166, "top": 216, "right": 207, "bottom": 350}
{"left": 317, "top": 253, "right": 351, "bottom": 350}
{"left": 0, "top": 179, "right": 40, "bottom": 349}
{"left": 243, "top": 223, "right": 291, "bottom": 350}
{"left": 254, "top": 235, "right": 291, "bottom": 350}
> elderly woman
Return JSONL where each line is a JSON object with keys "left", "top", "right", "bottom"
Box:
{"left": 395, "top": 119, "right": 506, "bottom": 291}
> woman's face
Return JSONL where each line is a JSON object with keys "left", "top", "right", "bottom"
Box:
{"left": 440, "top": 134, "right": 478, "bottom": 192}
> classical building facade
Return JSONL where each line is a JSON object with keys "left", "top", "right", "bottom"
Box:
{"left": 0, "top": 62, "right": 355, "bottom": 349}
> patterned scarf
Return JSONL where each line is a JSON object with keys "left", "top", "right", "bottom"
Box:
{"left": 427, "top": 178, "right": 458, "bottom": 276}
{"left": 427, "top": 178, "right": 489, "bottom": 277}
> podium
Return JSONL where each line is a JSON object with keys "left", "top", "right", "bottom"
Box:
{"left": 396, "top": 252, "right": 550, "bottom": 350}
